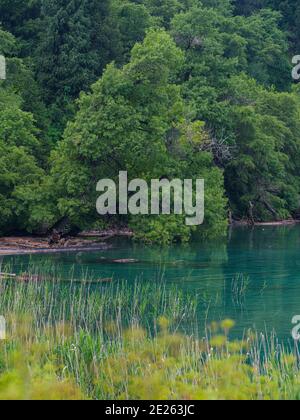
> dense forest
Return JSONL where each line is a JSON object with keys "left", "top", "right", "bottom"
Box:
{"left": 0, "top": 0, "right": 300, "bottom": 243}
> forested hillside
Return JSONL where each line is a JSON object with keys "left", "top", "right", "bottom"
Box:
{"left": 1, "top": 0, "right": 300, "bottom": 243}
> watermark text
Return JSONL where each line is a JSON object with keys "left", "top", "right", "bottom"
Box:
{"left": 96, "top": 172, "right": 205, "bottom": 226}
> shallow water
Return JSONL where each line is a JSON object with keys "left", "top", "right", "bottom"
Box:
{"left": 1, "top": 225, "right": 300, "bottom": 342}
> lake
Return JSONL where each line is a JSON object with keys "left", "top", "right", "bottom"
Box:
{"left": 1, "top": 225, "right": 300, "bottom": 343}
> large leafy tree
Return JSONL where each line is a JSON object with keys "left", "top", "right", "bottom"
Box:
{"left": 44, "top": 30, "right": 227, "bottom": 243}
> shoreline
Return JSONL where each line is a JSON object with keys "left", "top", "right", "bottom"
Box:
{"left": 0, "top": 236, "right": 111, "bottom": 256}
{"left": 0, "top": 229, "right": 133, "bottom": 256}
{"left": 0, "top": 222, "right": 299, "bottom": 256}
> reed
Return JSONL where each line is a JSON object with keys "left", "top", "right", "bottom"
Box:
{"left": 0, "top": 270, "right": 299, "bottom": 400}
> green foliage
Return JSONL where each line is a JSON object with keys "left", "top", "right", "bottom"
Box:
{"left": 113, "top": 0, "right": 153, "bottom": 61}
{"left": 0, "top": 29, "right": 46, "bottom": 234}
{"left": 0, "top": 0, "right": 41, "bottom": 37}
{"left": 0, "top": 109, "right": 44, "bottom": 234}
{"left": 236, "top": 0, "right": 300, "bottom": 51}
{"left": 143, "top": 0, "right": 186, "bottom": 27}
{"left": 171, "top": 2, "right": 290, "bottom": 131}
{"left": 35, "top": 0, "right": 121, "bottom": 105}
{"left": 225, "top": 75, "right": 300, "bottom": 220}
{"left": 0, "top": 341, "right": 83, "bottom": 400}
{"left": 0, "top": 28, "right": 17, "bottom": 55}
{"left": 1, "top": 0, "right": 300, "bottom": 237}
{"left": 0, "top": 278, "right": 299, "bottom": 400}
{"left": 42, "top": 29, "right": 226, "bottom": 242}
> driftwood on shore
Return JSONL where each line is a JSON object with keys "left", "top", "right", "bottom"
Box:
{"left": 0, "top": 227, "right": 133, "bottom": 256}
{"left": 0, "top": 236, "right": 113, "bottom": 256}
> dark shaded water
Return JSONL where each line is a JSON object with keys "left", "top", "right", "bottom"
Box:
{"left": 1, "top": 225, "right": 300, "bottom": 341}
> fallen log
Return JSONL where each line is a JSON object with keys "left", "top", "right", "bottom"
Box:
{"left": 0, "top": 272, "right": 113, "bottom": 284}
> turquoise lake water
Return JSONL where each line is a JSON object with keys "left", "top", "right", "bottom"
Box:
{"left": 1, "top": 225, "right": 300, "bottom": 342}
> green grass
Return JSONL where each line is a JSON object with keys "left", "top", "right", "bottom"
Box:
{"left": 0, "top": 272, "right": 300, "bottom": 400}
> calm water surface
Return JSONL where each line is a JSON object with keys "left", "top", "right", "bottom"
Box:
{"left": 1, "top": 225, "right": 300, "bottom": 341}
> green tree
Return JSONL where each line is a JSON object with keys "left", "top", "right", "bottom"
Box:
{"left": 45, "top": 30, "right": 226, "bottom": 243}
{"left": 171, "top": 3, "right": 290, "bottom": 133}
{"left": 225, "top": 75, "right": 300, "bottom": 220}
